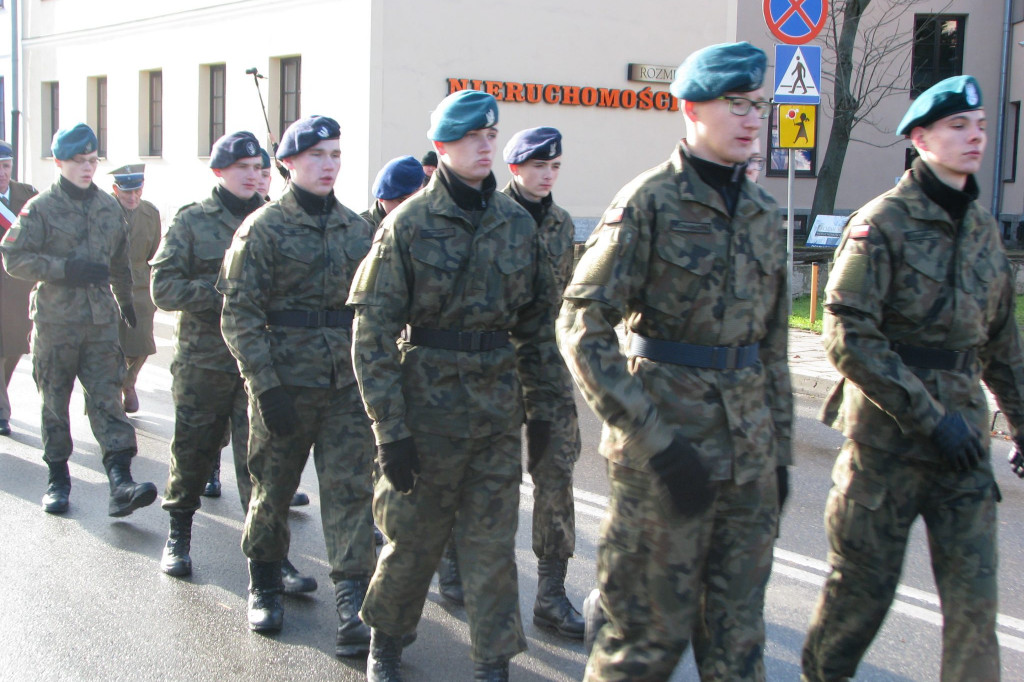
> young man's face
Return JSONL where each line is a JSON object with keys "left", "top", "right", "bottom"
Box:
{"left": 213, "top": 157, "right": 262, "bottom": 199}
{"left": 912, "top": 109, "right": 987, "bottom": 184}
{"left": 0, "top": 158, "right": 12, "bottom": 194}
{"left": 257, "top": 167, "right": 273, "bottom": 197}
{"left": 113, "top": 185, "right": 144, "bottom": 211}
{"left": 687, "top": 88, "right": 767, "bottom": 166}
{"left": 511, "top": 157, "right": 561, "bottom": 202}
{"left": 283, "top": 139, "right": 341, "bottom": 197}
{"left": 55, "top": 151, "right": 100, "bottom": 189}
{"left": 436, "top": 127, "right": 497, "bottom": 188}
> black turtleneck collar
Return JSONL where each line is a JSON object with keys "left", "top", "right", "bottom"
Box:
{"left": 290, "top": 183, "right": 336, "bottom": 217}
{"left": 215, "top": 184, "right": 265, "bottom": 219}
{"left": 436, "top": 162, "right": 496, "bottom": 212}
{"left": 508, "top": 181, "right": 552, "bottom": 226}
{"left": 59, "top": 176, "right": 96, "bottom": 202}
{"left": 910, "top": 157, "right": 979, "bottom": 225}
{"left": 683, "top": 146, "right": 746, "bottom": 216}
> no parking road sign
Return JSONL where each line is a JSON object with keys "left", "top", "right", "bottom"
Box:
{"left": 763, "top": 0, "right": 828, "bottom": 45}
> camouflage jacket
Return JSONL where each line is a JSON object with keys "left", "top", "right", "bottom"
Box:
{"left": 219, "top": 188, "right": 372, "bottom": 395}
{"left": 347, "top": 172, "right": 564, "bottom": 444}
{"left": 557, "top": 142, "right": 793, "bottom": 482}
{"left": 0, "top": 180, "right": 132, "bottom": 326}
{"left": 150, "top": 189, "right": 251, "bottom": 372}
{"left": 360, "top": 201, "right": 387, "bottom": 231}
{"left": 820, "top": 168, "right": 1024, "bottom": 460}
{"left": 500, "top": 182, "right": 576, "bottom": 294}
{"left": 124, "top": 199, "right": 161, "bottom": 306}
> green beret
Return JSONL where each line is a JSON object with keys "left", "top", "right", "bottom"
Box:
{"left": 897, "top": 75, "right": 983, "bottom": 135}
{"left": 51, "top": 123, "right": 98, "bottom": 160}
{"left": 670, "top": 42, "right": 767, "bottom": 102}
{"left": 427, "top": 90, "right": 499, "bottom": 142}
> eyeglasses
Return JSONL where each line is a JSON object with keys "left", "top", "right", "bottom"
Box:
{"left": 717, "top": 96, "right": 771, "bottom": 119}
{"left": 746, "top": 155, "right": 765, "bottom": 171}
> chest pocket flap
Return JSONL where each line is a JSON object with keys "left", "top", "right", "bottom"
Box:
{"left": 410, "top": 237, "right": 462, "bottom": 272}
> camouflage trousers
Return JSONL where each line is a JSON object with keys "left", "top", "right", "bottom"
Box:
{"left": 31, "top": 322, "right": 137, "bottom": 464}
{"left": 0, "top": 355, "right": 22, "bottom": 420}
{"left": 361, "top": 429, "right": 527, "bottom": 664}
{"left": 585, "top": 461, "right": 778, "bottom": 682}
{"left": 527, "top": 399, "right": 581, "bottom": 560}
{"left": 162, "top": 363, "right": 248, "bottom": 512}
{"left": 801, "top": 440, "right": 1000, "bottom": 682}
{"left": 242, "top": 384, "right": 375, "bottom": 582}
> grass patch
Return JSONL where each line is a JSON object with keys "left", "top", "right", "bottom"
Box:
{"left": 789, "top": 295, "right": 825, "bottom": 334}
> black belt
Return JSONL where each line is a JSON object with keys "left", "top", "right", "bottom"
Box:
{"left": 402, "top": 326, "right": 510, "bottom": 352}
{"left": 894, "top": 343, "right": 975, "bottom": 371}
{"left": 265, "top": 309, "right": 354, "bottom": 328}
{"left": 628, "top": 333, "right": 760, "bottom": 370}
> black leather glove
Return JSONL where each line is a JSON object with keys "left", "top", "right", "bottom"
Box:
{"left": 377, "top": 437, "right": 421, "bottom": 494}
{"left": 64, "top": 259, "right": 109, "bottom": 286}
{"left": 526, "top": 419, "right": 553, "bottom": 474}
{"left": 1009, "top": 438, "right": 1024, "bottom": 479}
{"left": 256, "top": 386, "right": 298, "bottom": 438}
{"left": 649, "top": 437, "right": 715, "bottom": 517}
{"left": 777, "top": 466, "right": 790, "bottom": 513}
{"left": 120, "top": 304, "right": 137, "bottom": 329}
{"left": 931, "top": 412, "right": 986, "bottom": 473}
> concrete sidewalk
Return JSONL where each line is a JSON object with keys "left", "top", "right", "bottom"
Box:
{"left": 788, "top": 328, "right": 1010, "bottom": 434}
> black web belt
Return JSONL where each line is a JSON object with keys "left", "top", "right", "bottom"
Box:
{"left": 893, "top": 343, "right": 975, "bottom": 371}
{"left": 402, "top": 325, "right": 510, "bottom": 352}
{"left": 628, "top": 333, "right": 760, "bottom": 370}
{"left": 265, "top": 309, "right": 354, "bottom": 328}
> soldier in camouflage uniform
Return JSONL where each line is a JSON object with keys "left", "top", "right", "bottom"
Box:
{"left": 218, "top": 115, "right": 377, "bottom": 651}
{"left": 801, "top": 76, "right": 1024, "bottom": 682}
{"left": 109, "top": 164, "right": 161, "bottom": 414}
{"left": 557, "top": 44, "right": 792, "bottom": 682}
{"left": 0, "top": 123, "right": 157, "bottom": 517}
{"left": 361, "top": 156, "right": 424, "bottom": 231}
{"left": 151, "top": 132, "right": 316, "bottom": 596}
{"left": 349, "top": 90, "right": 562, "bottom": 682}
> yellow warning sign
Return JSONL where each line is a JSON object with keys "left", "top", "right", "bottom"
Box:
{"left": 778, "top": 104, "right": 816, "bottom": 149}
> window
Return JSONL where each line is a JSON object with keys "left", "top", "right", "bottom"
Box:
{"left": 198, "top": 64, "right": 226, "bottom": 155}
{"left": 0, "top": 77, "right": 6, "bottom": 141}
{"left": 1004, "top": 101, "right": 1020, "bottom": 183}
{"left": 87, "top": 76, "right": 107, "bottom": 158}
{"left": 279, "top": 57, "right": 301, "bottom": 135}
{"left": 148, "top": 71, "right": 163, "bottom": 156}
{"left": 210, "top": 64, "right": 225, "bottom": 147}
{"left": 42, "top": 81, "right": 59, "bottom": 156}
{"left": 911, "top": 15, "right": 966, "bottom": 96}
{"left": 766, "top": 105, "right": 816, "bottom": 177}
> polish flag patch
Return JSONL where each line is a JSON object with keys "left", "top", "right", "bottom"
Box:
{"left": 849, "top": 223, "right": 870, "bottom": 239}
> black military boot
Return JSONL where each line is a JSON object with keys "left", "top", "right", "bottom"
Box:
{"left": 473, "top": 658, "right": 509, "bottom": 681}
{"left": 247, "top": 559, "right": 284, "bottom": 632}
{"left": 104, "top": 451, "right": 158, "bottom": 517}
{"left": 42, "top": 460, "right": 71, "bottom": 514}
{"left": 583, "top": 588, "right": 606, "bottom": 655}
{"left": 437, "top": 540, "right": 464, "bottom": 605}
{"left": 202, "top": 460, "right": 221, "bottom": 497}
{"left": 281, "top": 557, "right": 318, "bottom": 594}
{"left": 366, "top": 628, "right": 404, "bottom": 682}
{"left": 160, "top": 510, "right": 194, "bottom": 576}
{"left": 334, "top": 579, "right": 372, "bottom": 657}
{"left": 533, "top": 558, "right": 585, "bottom": 639}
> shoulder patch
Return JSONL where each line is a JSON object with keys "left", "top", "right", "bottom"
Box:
{"left": 602, "top": 207, "right": 626, "bottom": 224}
{"left": 848, "top": 223, "right": 870, "bottom": 240}
{"left": 18, "top": 194, "right": 39, "bottom": 217}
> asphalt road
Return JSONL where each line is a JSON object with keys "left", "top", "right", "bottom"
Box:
{"left": 1, "top": 312, "right": 1022, "bottom": 680}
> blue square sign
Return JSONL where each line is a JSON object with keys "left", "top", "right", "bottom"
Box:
{"left": 774, "top": 44, "right": 821, "bottom": 105}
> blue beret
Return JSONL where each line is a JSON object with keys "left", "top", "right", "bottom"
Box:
{"left": 278, "top": 115, "right": 340, "bottom": 160}
{"left": 503, "top": 127, "right": 562, "bottom": 165}
{"left": 109, "top": 163, "right": 146, "bottom": 190}
{"left": 51, "top": 123, "right": 98, "bottom": 160}
{"left": 0, "top": 140, "right": 13, "bottom": 161}
{"left": 373, "top": 156, "right": 425, "bottom": 200}
{"left": 427, "top": 90, "right": 499, "bottom": 142}
{"left": 670, "top": 42, "right": 767, "bottom": 102}
{"left": 897, "top": 75, "right": 983, "bottom": 136}
{"left": 209, "top": 131, "right": 261, "bottom": 169}
{"left": 260, "top": 148, "right": 271, "bottom": 169}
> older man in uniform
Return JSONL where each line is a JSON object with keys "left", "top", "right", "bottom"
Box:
{"left": 349, "top": 89, "right": 562, "bottom": 682}
{"left": 361, "top": 156, "right": 424, "bottom": 230}
{"left": 801, "top": 76, "right": 1024, "bottom": 682}
{"left": 1, "top": 123, "right": 157, "bottom": 517}
{"left": 151, "top": 131, "right": 316, "bottom": 596}
{"left": 219, "top": 115, "right": 376, "bottom": 653}
{"left": 558, "top": 43, "right": 792, "bottom": 682}
{"left": 109, "top": 164, "right": 161, "bottom": 414}
{"left": 0, "top": 139, "right": 37, "bottom": 436}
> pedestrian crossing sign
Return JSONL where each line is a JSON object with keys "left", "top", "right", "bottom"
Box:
{"left": 777, "top": 104, "right": 816, "bottom": 148}
{"left": 774, "top": 44, "right": 821, "bottom": 105}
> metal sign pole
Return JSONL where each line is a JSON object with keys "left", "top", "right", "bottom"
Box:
{"left": 787, "top": 148, "right": 795, "bottom": 315}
